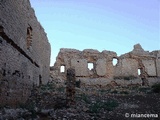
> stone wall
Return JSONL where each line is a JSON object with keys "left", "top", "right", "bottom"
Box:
{"left": 0, "top": 0, "right": 51, "bottom": 106}
{"left": 51, "top": 44, "right": 160, "bottom": 86}
{"left": 51, "top": 49, "right": 117, "bottom": 79}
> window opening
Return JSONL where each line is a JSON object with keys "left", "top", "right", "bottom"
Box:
{"left": 60, "top": 65, "right": 65, "bottom": 73}
{"left": 88, "top": 63, "right": 93, "bottom": 70}
{"left": 26, "top": 26, "right": 32, "bottom": 49}
{"left": 138, "top": 69, "right": 141, "bottom": 75}
{"left": 112, "top": 58, "right": 118, "bottom": 66}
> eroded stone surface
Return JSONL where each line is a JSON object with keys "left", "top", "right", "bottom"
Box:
{"left": 51, "top": 44, "right": 160, "bottom": 86}
{"left": 66, "top": 68, "right": 76, "bottom": 107}
{"left": 71, "top": 59, "right": 89, "bottom": 77}
{"left": 96, "top": 59, "right": 106, "bottom": 76}
{"left": 0, "top": 0, "right": 51, "bottom": 106}
{"left": 142, "top": 60, "right": 156, "bottom": 76}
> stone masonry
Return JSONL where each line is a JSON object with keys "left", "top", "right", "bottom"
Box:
{"left": 51, "top": 44, "right": 160, "bottom": 86}
{"left": 0, "top": 0, "right": 51, "bottom": 106}
{"left": 66, "top": 68, "right": 76, "bottom": 107}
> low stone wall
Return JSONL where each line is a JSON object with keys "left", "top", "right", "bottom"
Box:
{"left": 76, "top": 78, "right": 142, "bottom": 87}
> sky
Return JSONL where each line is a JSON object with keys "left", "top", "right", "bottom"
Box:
{"left": 30, "top": 0, "right": 160, "bottom": 66}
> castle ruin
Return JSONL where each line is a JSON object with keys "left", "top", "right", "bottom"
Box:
{"left": 0, "top": 0, "right": 51, "bottom": 106}
{"left": 51, "top": 44, "right": 160, "bottom": 86}
{"left": 0, "top": 0, "right": 160, "bottom": 108}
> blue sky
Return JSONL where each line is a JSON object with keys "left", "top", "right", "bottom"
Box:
{"left": 30, "top": 0, "right": 160, "bottom": 66}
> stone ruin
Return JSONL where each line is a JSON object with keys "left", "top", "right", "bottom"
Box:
{"left": 51, "top": 44, "right": 160, "bottom": 87}
{"left": 0, "top": 0, "right": 159, "bottom": 108}
{"left": 0, "top": 0, "right": 51, "bottom": 106}
{"left": 66, "top": 68, "right": 76, "bottom": 107}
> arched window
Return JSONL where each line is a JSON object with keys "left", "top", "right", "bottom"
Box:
{"left": 112, "top": 58, "right": 118, "bottom": 66}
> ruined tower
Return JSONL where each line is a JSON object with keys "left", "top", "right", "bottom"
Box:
{"left": 0, "top": 0, "right": 51, "bottom": 106}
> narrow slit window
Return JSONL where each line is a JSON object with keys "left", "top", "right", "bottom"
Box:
{"left": 138, "top": 69, "right": 141, "bottom": 75}
{"left": 88, "top": 63, "right": 93, "bottom": 70}
{"left": 26, "top": 26, "right": 32, "bottom": 49}
{"left": 112, "top": 58, "right": 118, "bottom": 66}
{"left": 60, "top": 65, "right": 65, "bottom": 73}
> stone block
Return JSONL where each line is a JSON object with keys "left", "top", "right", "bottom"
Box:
{"left": 71, "top": 59, "right": 89, "bottom": 76}
{"left": 142, "top": 60, "right": 156, "bottom": 76}
{"left": 96, "top": 59, "right": 106, "bottom": 76}
{"left": 121, "top": 58, "right": 138, "bottom": 77}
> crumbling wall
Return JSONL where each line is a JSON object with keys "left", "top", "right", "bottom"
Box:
{"left": 151, "top": 51, "right": 160, "bottom": 77}
{"left": 0, "top": 0, "right": 51, "bottom": 106}
{"left": 114, "top": 44, "right": 159, "bottom": 78}
{"left": 51, "top": 48, "right": 117, "bottom": 79}
{"left": 51, "top": 44, "right": 160, "bottom": 86}
{"left": 142, "top": 60, "right": 156, "bottom": 76}
{"left": 114, "top": 58, "right": 139, "bottom": 77}
{"left": 71, "top": 59, "right": 89, "bottom": 77}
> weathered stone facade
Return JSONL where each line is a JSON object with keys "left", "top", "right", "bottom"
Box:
{"left": 0, "top": 0, "right": 51, "bottom": 106}
{"left": 51, "top": 44, "right": 160, "bottom": 86}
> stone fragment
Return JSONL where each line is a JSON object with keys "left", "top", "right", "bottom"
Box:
{"left": 66, "top": 68, "right": 76, "bottom": 107}
{"left": 96, "top": 59, "right": 106, "bottom": 76}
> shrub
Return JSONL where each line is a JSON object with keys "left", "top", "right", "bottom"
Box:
{"left": 19, "top": 102, "right": 37, "bottom": 118}
{"left": 103, "top": 100, "right": 119, "bottom": 111}
{"left": 138, "top": 87, "right": 151, "bottom": 93}
{"left": 152, "top": 83, "right": 160, "bottom": 93}
{"left": 89, "top": 99, "right": 119, "bottom": 113}
{"left": 81, "top": 94, "right": 90, "bottom": 104}
{"left": 57, "top": 86, "right": 65, "bottom": 92}
{"left": 40, "top": 83, "right": 55, "bottom": 91}
{"left": 76, "top": 80, "right": 81, "bottom": 88}
{"left": 111, "top": 90, "right": 118, "bottom": 94}
{"left": 89, "top": 100, "right": 102, "bottom": 113}
{"left": 120, "top": 91, "right": 129, "bottom": 94}
{"left": 99, "top": 89, "right": 111, "bottom": 94}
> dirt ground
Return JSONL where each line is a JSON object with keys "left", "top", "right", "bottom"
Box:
{"left": 0, "top": 81, "right": 160, "bottom": 120}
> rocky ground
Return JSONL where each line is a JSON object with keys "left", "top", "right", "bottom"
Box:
{"left": 0, "top": 79, "right": 160, "bottom": 120}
